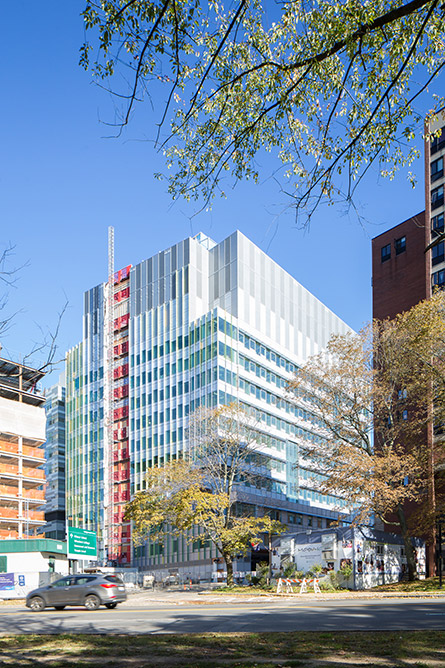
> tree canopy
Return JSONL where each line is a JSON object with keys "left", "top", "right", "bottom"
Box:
{"left": 81, "top": 0, "right": 445, "bottom": 218}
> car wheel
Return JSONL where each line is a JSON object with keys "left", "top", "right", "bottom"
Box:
{"left": 54, "top": 606, "right": 65, "bottom": 611}
{"left": 84, "top": 594, "right": 101, "bottom": 610}
{"left": 105, "top": 602, "right": 117, "bottom": 609}
{"left": 29, "top": 596, "right": 46, "bottom": 612}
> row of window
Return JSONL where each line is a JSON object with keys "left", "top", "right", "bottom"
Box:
{"left": 217, "top": 359, "right": 327, "bottom": 431}
{"left": 299, "top": 486, "right": 348, "bottom": 508}
{"left": 381, "top": 236, "right": 406, "bottom": 262}
{"left": 381, "top": 235, "right": 444, "bottom": 267}
{"left": 133, "top": 334, "right": 192, "bottom": 364}
{"left": 223, "top": 395, "right": 325, "bottom": 448}
{"left": 132, "top": 316, "right": 297, "bottom": 378}
{"left": 132, "top": 344, "right": 217, "bottom": 379}
{"left": 132, "top": 370, "right": 217, "bottom": 408}
{"left": 238, "top": 377, "right": 322, "bottom": 429}
{"left": 272, "top": 512, "right": 325, "bottom": 528}
{"left": 132, "top": 424, "right": 185, "bottom": 450}
{"left": 239, "top": 331, "right": 297, "bottom": 374}
{"left": 239, "top": 354, "right": 288, "bottom": 390}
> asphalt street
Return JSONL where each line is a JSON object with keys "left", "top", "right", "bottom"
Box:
{"left": 1, "top": 597, "right": 445, "bottom": 634}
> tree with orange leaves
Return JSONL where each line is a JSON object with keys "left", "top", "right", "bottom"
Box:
{"left": 289, "top": 292, "right": 445, "bottom": 580}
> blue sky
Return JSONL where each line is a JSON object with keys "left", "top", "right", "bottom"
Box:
{"left": 0, "top": 1, "right": 434, "bottom": 385}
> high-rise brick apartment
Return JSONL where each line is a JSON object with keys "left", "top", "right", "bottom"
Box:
{"left": 426, "top": 109, "right": 445, "bottom": 290}
{"left": 0, "top": 357, "right": 46, "bottom": 539}
{"left": 373, "top": 108, "right": 445, "bottom": 314}
{"left": 372, "top": 108, "right": 445, "bottom": 573}
{"left": 66, "top": 230, "right": 354, "bottom": 578}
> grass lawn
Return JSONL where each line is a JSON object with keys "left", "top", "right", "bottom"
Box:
{"left": 370, "top": 576, "right": 445, "bottom": 593}
{"left": 1, "top": 631, "right": 445, "bottom": 667}
{"left": 211, "top": 576, "right": 445, "bottom": 596}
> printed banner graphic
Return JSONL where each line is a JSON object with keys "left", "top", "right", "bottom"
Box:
{"left": 0, "top": 573, "right": 15, "bottom": 590}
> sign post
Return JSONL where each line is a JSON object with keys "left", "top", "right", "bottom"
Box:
{"left": 67, "top": 527, "right": 97, "bottom": 561}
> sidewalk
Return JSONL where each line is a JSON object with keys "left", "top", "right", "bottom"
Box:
{"left": 121, "top": 585, "right": 445, "bottom": 607}
{"left": 3, "top": 585, "right": 445, "bottom": 607}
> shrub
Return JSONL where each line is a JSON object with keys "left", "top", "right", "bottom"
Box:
{"left": 319, "top": 571, "right": 340, "bottom": 591}
{"left": 255, "top": 561, "right": 270, "bottom": 586}
{"left": 282, "top": 564, "right": 303, "bottom": 579}
{"left": 339, "top": 564, "right": 353, "bottom": 579}
{"left": 306, "top": 563, "right": 324, "bottom": 578}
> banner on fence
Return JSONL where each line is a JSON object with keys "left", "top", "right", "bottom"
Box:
{"left": 0, "top": 573, "right": 14, "bottom": 591}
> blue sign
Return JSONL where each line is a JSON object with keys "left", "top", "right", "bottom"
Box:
{"left": 0, "top": 573, "right": 14, "bottom": 591}
{"left": 18, "top": 575, "right": 25, "bottom": 587}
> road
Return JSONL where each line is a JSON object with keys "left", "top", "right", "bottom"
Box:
{"left": 1, "top": 598, "right": 445, "bottom": 634}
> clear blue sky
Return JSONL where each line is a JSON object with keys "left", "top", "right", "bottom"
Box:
{"left": 0, "top": 1, "right": 434, "bottom": 385}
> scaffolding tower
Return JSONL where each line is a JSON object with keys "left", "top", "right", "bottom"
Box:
{"left": 105, "top": 226, "right": 115, "bottom": 562}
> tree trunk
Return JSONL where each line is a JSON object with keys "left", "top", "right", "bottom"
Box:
{"left": 223, "top": 553, "right": 234, "bottom": 586}
{"left": 427, "top": 415, "right": 437, "bottom": 577}
{"left": 397, "top": 504, "right": 417, "bottom": 581}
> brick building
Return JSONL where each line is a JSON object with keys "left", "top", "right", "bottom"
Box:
{"left": 371, "top": 108, "right": 445, "bottom": 575}
{"left": 372, "top": 211, "right": 428, "bottom": 321}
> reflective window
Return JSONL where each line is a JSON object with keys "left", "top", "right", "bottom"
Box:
{"left": 432, "top": 269, "right": 445, "bottom": 289}
{"left": 431, "top": 156, "right": 444, "bottom": 182}
{"left": 432, "top": 212, "right": 444, "bottom": 236}
{"left": 431, "top": 127, "right": 445, "bottom": 155}
{"left": 432, "top": 185, "right": 444, "bottom": 210}
{"left": 394, "top": 236, "right": 406, "bottom": 255}
{"left": 53, "top": 577, "right": 73, "bottom": 588}
{"left": 74, "top": 576, "right": 95, "bottom": 586}
{"left": 381, "top": 244, "right": 391, "bottom": 262}
{"left": 432, "top": 242, "right": 445, "bottom": 266}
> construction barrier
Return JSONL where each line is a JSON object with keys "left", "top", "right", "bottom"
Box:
{"left": 277, "top": 577, "right": 321, "bottom": 594}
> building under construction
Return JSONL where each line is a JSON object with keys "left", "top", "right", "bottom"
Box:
{"left": 0, "top": 357, "right": 46, "bottom": 539}
{"left": 66, "top": 229, "right": 353, "bottom": 576}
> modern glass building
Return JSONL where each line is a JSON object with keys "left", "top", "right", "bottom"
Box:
{"left": 42, "top": 380, "right": 66, "bottom": 541}
{"left": 66, "top": 230, "right": 353, "bottom": 578}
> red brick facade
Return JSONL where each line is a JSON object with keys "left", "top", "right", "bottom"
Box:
{"left": 372, "top": 210, "right": 439, "bottom": 575}
{"left": 372, "top": 211, "right": 429, "bottom": 320}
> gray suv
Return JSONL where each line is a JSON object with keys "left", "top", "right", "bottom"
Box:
{"left": 26, "top": 574, "right": 127, "bottom": 611}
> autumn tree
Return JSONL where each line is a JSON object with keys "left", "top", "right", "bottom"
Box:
{"left": 395, "top": 290, "right": 445, "bottom": 532}
{"left": 125, "top": 403, "right": 284, "bottom": 585}
{"left": 81, "top": 0, "right": 445, "bottom": 218}
{"left": 289, "top": 292, "right": 445, "bottom": 580}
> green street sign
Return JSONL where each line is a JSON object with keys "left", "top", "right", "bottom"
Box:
{"left": 67, "top": 527, "right": 97, "bottom": 560}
